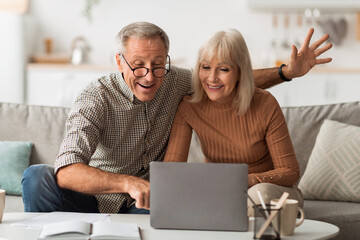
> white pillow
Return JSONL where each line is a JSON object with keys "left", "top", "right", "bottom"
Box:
{"left": 298, "top": 119, "right": 360, "bottom": 202}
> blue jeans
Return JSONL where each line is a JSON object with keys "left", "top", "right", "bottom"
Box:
{"left": 21, "top": 164, "right": 150, "bottom": 214}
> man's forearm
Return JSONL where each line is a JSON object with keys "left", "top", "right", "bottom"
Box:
{"left": 56, "top": 163, "right": 131, "bottom": 195}
{"left": 253, "top": 67, "right": 284, "bottom": 89}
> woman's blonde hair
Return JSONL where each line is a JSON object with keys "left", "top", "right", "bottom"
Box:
{"left": 191, "top": 29, "right": 255, "bottom": 114}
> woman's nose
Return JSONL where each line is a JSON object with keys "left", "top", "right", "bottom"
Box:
{"left": 207, "top": 70, "right": 218, "bottom": 82}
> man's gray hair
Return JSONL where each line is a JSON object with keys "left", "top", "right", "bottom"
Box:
{"left": 116, "top": 21, "right": 170, "bottom": 55}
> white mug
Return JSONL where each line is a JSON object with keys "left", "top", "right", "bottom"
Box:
{"left": 0, "top": 189, "right": 5, "bottom": 223}
{"left": 271, "top": 198, "right": 305, "bottom": 236}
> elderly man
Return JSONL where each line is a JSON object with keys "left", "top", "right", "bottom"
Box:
{"left": 22, "top": 21, "right": 332, "bottom": 214}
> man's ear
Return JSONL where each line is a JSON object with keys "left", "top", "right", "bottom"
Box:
{"left": 115, "top": 54, "right": 124, "bottom": 73}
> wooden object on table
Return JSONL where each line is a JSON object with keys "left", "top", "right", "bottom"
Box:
{"left": 33, "top": 38, "right": 70, "bottom": 64}
{"left": 44, "top": 38, "right": 53, "bottom": 54}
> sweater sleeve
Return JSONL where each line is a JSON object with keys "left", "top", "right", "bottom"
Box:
{"left": 253, "top": 93, "right": 300, "bottom": 186}
{"left": 164, "top": 102, "right": 193, "bottom": 162}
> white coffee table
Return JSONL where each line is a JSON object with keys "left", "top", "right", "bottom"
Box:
{"left": 0, "top": 212, "right": 339, "bottom": 240}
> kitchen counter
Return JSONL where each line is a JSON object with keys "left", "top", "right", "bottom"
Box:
{"left": 26, "top": 63, "right": 116, "bottom": 107}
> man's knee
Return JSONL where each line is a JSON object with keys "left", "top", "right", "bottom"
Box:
{"left": 22, "top": 164, "right": 55, "bottom": 189}
{"left": 22, "top": 164, "right": 61, "bottom": 212}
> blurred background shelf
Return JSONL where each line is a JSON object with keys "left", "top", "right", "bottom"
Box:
{"left": 27, "top": 63, "right": 116, "bottom": 72}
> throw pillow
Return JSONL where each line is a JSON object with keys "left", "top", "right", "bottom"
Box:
{"left": 0, "top": 141, "right": 33, "bottom": 195}
{"left": 298, "top": 119, "right": 360, "bottom": 202}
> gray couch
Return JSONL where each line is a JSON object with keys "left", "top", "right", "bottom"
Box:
{"left": 1, "top": 100, "right": 360, "bottom": 239}
{"left": 1, "top": 102, "right": 69, "bottom": 213}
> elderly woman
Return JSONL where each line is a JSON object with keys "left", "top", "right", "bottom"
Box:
{"left": 163, "top": 29, "right": 303, "bottom": 214}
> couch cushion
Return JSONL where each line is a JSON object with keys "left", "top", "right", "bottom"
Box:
{"left": 0, "top": 141, "right": 33, "bottom": 195}
{"left": 298, "top": 120, "right": 360, "bottom": 202}
{"left": 4, "top": 195, "right": 24, "bottom": 212}
{"left": 304, "top": 200, "right": 360, "bottom": 240}
{"left": 0, "top": 103, "right": 70, "bottom": 166}
{"left": 281, "top": 101, "right": 360, "bottom": 178}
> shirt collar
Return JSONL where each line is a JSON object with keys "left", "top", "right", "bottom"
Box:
{"left": 116, "top": 71, "right": 138, "bottom": 103}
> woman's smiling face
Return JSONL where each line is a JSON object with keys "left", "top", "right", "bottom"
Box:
{"left": 199, "top": 58, "right": 239, "bottom": 104}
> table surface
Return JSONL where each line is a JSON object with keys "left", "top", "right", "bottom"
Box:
{"left": 0, "top": 212, "right": 339, "bottom": 240}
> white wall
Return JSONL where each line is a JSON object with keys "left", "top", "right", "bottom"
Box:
{"left": 2, "top": 0, "right": 359, "bottom": 104}
{"left": 0, "top": 12, "right": 25, "bottom": 103}
{"left": 24, "top": 0, "right": 360, "bottom": 69}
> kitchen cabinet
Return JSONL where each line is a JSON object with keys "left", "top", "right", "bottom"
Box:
{"left": 267, "top": 69, "right": 360, "bottom": 107}
{"left": 27, "top": 65, "right": 360, "bottom": 108}
{"left": 26, "top": 64, "right": 116, "bottom": 107}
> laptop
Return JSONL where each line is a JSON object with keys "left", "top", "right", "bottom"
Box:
{"left": 150, "top": 162, "right": 248, "bottom": 231}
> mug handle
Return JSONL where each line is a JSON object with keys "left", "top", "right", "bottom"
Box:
{"left": 296, "top": 207, "right": 305, "bottom": 227}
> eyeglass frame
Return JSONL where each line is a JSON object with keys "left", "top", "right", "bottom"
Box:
{"left": 120, "top": 54, "right": 171, "bottom": 78}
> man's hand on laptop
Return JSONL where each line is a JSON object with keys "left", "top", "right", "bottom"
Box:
{"left": 125, "top": 176, "right": 150, "bottom": 209}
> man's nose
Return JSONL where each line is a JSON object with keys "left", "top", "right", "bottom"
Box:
{"left": 143, "top": 69, "right": 156, "bottom": 81}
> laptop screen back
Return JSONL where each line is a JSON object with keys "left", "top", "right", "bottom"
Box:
{"left": 150, "top": 162, "right": 248, "bottom": 231}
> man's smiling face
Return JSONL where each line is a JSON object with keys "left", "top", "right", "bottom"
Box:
{"left": 116, "top": 37, "right": 167, "bottom": 102}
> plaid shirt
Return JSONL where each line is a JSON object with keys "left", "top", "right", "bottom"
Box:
{"left": 55, "top": 66, "right": 192, "bottom": 213}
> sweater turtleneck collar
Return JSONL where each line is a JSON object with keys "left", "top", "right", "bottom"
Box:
{"left": 206, "top": 97, "right": 234, "bottom": 109}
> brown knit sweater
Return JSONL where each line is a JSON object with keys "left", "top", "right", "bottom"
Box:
{"left": 164, "top": 88, "right": 300, "bottom": 186}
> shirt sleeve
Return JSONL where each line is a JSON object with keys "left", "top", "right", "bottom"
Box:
{"left": 253, "top": 93, "right": 300, "bottom": 186}
{"left": 164, "top": 101, "right": 193, "bottom": 162}
{"left": 173, "top": 67, "right": 193, "bottom": 97}
{"left": 54, "top": 84, "right": 106, "bottom": 173}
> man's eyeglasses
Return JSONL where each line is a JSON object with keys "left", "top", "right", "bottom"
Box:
{"left": 121, "top": 55, "right": 171, "bottom": 78}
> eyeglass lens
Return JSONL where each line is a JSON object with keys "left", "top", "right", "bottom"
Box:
{"left": 133, "top": 68, "right": 167, "bottom": 78}
{"left": 121, "top": 55, "right": 170, "bottom": 78}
